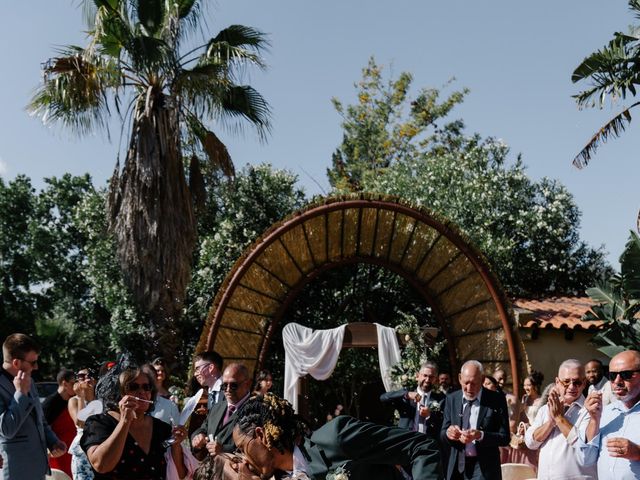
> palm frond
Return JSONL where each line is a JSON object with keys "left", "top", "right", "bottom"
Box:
{"left": 572, "top": 101, "right": 640, "bottom": 167}
{"left": 572, "top": 33, "right": 640, "bottom": 108}
{"left": 27, "top": 49, "right": 122, "bottom": 136}
{"left": 217, "top": 85, "right": 272, "bottom": 141}
{"left": 184, "top": 113, "right": 235, "bottom": 177}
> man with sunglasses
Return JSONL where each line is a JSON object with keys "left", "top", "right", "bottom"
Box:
{"left": 576, "top": 350, "right": 640, "bottom": 479}
{"left": 0, "top": 333, "right": 66, "bottom": 480}
{"left": 524, "top": 359, "right": 596, "bottom": 479}
{"left": 192, "top": 363, "right": 252, "bottom": 459}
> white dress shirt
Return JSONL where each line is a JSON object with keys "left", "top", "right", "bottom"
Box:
{"left": 414, "top": 387, "right": 432, "bottom": 433}
{"left": 524, "top": 396, "right": 597, "bottom": 480}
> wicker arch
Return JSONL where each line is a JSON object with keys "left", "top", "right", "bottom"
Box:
{"left": 196, "top": 195, "right": 526, "bottom": 397}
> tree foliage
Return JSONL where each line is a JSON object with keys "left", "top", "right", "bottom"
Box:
{"left": 572, "top": 0, "right": 640, "bottom": 167}
{"left": 0, "top": 174, "right": 114, "bottom": 375}
{"left": 584, "top": 231, "right": 640, "bottom": 357}
{"left": 329, "top": 59, "right": 612, "bottom": 297}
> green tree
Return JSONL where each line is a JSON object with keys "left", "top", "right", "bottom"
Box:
{"left": 330, "top": 60, "right": 611, "bottom": 296}
{"left": 0, "top": 174, "right": 114, "bottom": 375}
{"left": 583, "top": 230, "right": 640, "bottom": 357}
{"left": 28, "top": 0, "right": 271, "bottom": 361}
{"left": 571, "top": 0, "right": 640, "bottom": 168}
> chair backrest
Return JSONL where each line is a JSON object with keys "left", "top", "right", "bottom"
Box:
{"left": 45, "top": 469, "right": 72, "bottom": 480}
{"left": 501, "top": 463, "right": 537, "bottom": 480}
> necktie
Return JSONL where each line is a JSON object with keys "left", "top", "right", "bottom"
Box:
{"left": 417, "top": 393, "right": 428, "bottom": 433}
{"left": 458, "top": 398, "right": 476, "bottom": 473}
{"left": 223, "top": 404, "right": 236, "bottom": 424}
{"left": 208, "top": 390, "right": 216, "bottom": 409}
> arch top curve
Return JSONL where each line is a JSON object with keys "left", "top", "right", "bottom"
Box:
{"left": 196, "top": 194, "right": 526, "bottom": 396}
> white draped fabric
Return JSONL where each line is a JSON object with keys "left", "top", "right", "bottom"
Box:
{"left": 375, "top": 323, "right": 402, "bottom": 391}
{"left": 283, "top": 323, "right": 346, "bottom": 412}
{"left": 282, "top": 322, "right": 401, "bottom": 412}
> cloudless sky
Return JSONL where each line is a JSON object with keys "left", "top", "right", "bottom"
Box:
{"left": 1, "top": 1, "right": 637, "bottom": 268}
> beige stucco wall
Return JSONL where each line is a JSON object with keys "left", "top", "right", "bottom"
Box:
{"left": 520, "top": 328, "right": 606, "bottom": 390}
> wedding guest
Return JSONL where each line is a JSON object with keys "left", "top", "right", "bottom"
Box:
{"left": 252, "top": 369, "right": 273, "bottom": 396}
{"left": 68, "top": 367, "right": 98, "bottom": 479}
{"left": 42, "top": 367, "right": 76, "bottom": 477}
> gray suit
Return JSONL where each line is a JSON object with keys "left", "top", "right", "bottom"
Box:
{"left": 191, "top": 399, "right": 238, "bottom": 454}
{"left": 0, "top": 371, "right": 59, "bottom": 480}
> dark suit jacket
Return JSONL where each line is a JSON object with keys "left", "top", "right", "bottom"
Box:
{"left": 0, "top": 371, "right": 59, "bottom": 480}
{"left": 191, "top": 399, "right": 237, "bottom": 454}
{"left": 440, "top": 387, "right": 509, "bottom": 480}
{"left": 379, "top": 388, "right": 445, "bottom": 440}
{"left": 297, "top": 415, "right": 442, "bottom": 480}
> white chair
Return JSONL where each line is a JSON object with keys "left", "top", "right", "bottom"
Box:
{"left": 501, "top": 463, "right": 536, "bottom": 480}
{"left": 45, "top": 469, "right": 72, "bottom": 480}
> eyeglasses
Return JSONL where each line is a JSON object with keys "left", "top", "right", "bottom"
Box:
{"left": 608, "top": 370, "right": 640, "bottom": 381}
{"left": 558, "top": 378, "right": 583, "bottom": 388}
{"left": 18, "top": 358, "right": 38, "bottom": 367}
{"left": 194, "top": 363, "right": 211, "bottom": 374}
{"left": 126, "top": 382, "right": 152, "bottom": 392}
{"left": 76, "top": 373, "right": 93, "bottom": 381}
{"left": 221, "top": 381, "right": 244, "bottom": 391}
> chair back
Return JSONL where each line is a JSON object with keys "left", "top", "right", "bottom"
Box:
{"left": 501, "top": 463, "right": 536, "bottom": 480}
{"left": 45, "top": 469, "right": 72, "bottom": 480}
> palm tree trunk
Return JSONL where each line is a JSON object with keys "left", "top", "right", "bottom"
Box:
{"left": 108, "top": 91, "right": 196, "bottom": 363}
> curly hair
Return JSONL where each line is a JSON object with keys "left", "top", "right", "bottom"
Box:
{"left": 235, "top": 393, "right": 307, "bottom": 454}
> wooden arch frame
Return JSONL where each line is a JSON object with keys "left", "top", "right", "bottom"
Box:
{"left": 196, "top": 195, "right": 526, "bottom": 397}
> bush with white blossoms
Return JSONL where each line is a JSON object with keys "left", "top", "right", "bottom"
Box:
{"left": 390, "top": 312, "right": 445, "bottom": 391}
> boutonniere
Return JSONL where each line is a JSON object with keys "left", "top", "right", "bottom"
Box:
{"left": 326, "top": 465, "right": 349, "bottom": 480}
{"left": 428, "top": 400, "right": 441, "bottom": 413}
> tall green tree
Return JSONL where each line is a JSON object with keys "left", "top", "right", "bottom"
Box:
{"left": 28, "top": 0, "right": 271, "bottom": 361}
{"left": 330, "top": 59, "right": 611, "bottom": 296}
{"left": 571, "top": 0, "right": 640, "bottom": 168}
{"left": 0, "top": 174, "right": 114, "bottom": 375}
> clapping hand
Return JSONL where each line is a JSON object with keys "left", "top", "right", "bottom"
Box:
{"left": 547, "top": 388, "right": 564, "bottom": 421}
{"left": 446, "top": 425, "right": 462, "bottom": 441}
{"left": 459, "top": 429, "right": 481, "bottom": 444}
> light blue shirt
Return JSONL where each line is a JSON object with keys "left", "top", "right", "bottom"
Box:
{"left": 576, "top": 398, "right": 640, "bottom": 479}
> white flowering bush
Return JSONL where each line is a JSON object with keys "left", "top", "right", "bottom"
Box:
{"left": 329, "top": 59, "right": 611, "bottom": 296}
{"left": 390, "top": 312, "right": 445, "bottom": 390}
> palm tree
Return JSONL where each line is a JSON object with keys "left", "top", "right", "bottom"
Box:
{"left": 571, "top": 0, "right": 640, "bottom": 169}
{"left": 28, "top": 0, "right": 271, "bottom": 360}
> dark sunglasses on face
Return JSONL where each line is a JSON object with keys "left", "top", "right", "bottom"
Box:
{"left": 19, "top": 358, "right": 38, "bottom": 367}
{"left": 608, "top": 370, "right": 640, "bottom": 381}
{"left": 76, "top": 373, "right": 93, "bottom": 381}
{"left": 127, "top": 382, "right": 152, "bottom": 392}
{"left": 221, "top": 381, "right": 243, "bottom": 391}
{"left": 558, "top": 378, "right": 583, "bottom": 388}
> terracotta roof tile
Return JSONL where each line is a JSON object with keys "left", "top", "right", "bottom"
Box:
{"left": 513, "top": 296, "right": 603, "bottom": 331}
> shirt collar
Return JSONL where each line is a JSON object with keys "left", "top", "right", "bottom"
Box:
{"left": 463, "top": 388, "right": 483, "bottom": 403}
{"left": 417, "top": 386, "right": 431, "bottom": 398}
{"left": 610, "top": 396, "right": 640, "bottom": 413}
{"left": 228, "top": 391, "right": 251, "bottom": 410}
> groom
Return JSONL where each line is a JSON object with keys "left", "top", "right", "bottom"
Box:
{"left": 227, "top": 393, "right": 442, "bottom": 480}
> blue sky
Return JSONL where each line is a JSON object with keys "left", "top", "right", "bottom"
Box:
{"left": 1, "top": 1, "right": 637, "bottom": 268}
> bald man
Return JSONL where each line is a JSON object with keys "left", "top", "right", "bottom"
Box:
{"left": 577, "top": 350, "right": 640, "bottom": 479}
{"left": 440, "top": 360, "right": 509, "bottom": 479}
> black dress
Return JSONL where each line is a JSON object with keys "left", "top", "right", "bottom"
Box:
{"left": 80, "top": 413, "right": 172, "bottom": 480}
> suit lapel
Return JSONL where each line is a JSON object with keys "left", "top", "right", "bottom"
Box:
{"left": 0, "top": 372, "right": 15, "bottom": 397}
{"left": 476, "top": 388, "right": 489, "bottom": 428}
{"left": 210, "top": 399, "right": 227, "bottom": 432}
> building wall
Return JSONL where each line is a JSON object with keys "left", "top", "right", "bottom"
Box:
{"left": 520, "top": 328, "right": 605, "bottom": 391}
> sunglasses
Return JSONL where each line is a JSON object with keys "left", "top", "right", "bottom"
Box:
{"left": 221, "top": 381, "right": 244, "bottom": 391}
{"left": 608, "top": 370, "right": 640, "bottom": 381}
{"left": 126, "top": 382, "right": 152, "bottom": 392}
{"left": 558, "top": 378, "right": 583, "bottom": 388}
{"left": 76, "top": 373, "right": 94, "bottom": 381}
{"left": 19, "top": 358, "right": 38, "bottom": 367}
